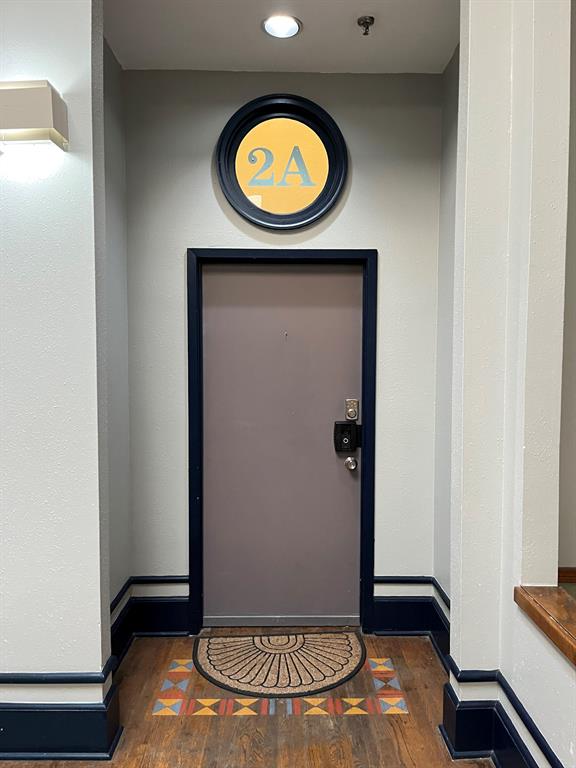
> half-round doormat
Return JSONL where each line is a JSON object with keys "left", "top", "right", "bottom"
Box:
{"left": 193, "top": 631, "right": 366, "bottom": 697}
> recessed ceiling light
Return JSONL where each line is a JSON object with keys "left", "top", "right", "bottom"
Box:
{"left": 262, "top": 15, "right": 301, "bottom": 39}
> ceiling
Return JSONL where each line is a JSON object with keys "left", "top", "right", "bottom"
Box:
{"left": 104, "top": 0, "right": 459, "bottom": 74}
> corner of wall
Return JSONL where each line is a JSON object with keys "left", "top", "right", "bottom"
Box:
{"left": 559, "top": 0, "right": 576, "bottom": 570}
{"left": 103, "top": 36, "right": 132, "bottom": 600}
{"left": 432, "top": 47, "right": 459, "bottom": 600}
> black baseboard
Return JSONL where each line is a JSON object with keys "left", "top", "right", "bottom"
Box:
{"left": 372, "top": 596, "right": 450, "bottom": 670}
{"left": 0, "top": 684, "right": 121, "bottom": 760}
{"left": 0, "top": 656, "right": 117, "bottom": 686}
{"left": 111, "top": 596, "right": 189, "bottom": 663}
{"left": 372, "top": 595, "right": 449, "bottom": 632}
{"left": 441, "top": 683, "right": 495, "bottom": 758}
{"left": 445, "top": 659, "right": 565, "bottom": 768}
{"left": 374, "top": 575, "right": 451, "bottom": 610}
{"left": 110, "top": 576, "right": 189, "bottom": 613}
{"left": 111, "top": 593, "right": 451, "bottom": 666}
{"left": 441, "top": 683, "right": 544, "bottom": 768}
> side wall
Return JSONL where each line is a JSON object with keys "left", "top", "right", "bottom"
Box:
{"left": 104, "top": 41, "right": 131, "bottom": 598}
{"left": 559, "top": 0, "right": 576, "bottom": 569}
{"left": 449, "top": 2, "right": 575, "bottom": 767}
{"left": 123, "top": 71, "right": 442, "bottom": 582}
{"left": 0, "top": 0, "right": 108, "bottom": 682}
{"left": 434, "top": 48, "right": 459, "bottom": 597}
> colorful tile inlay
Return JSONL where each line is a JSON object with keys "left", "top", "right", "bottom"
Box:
{"left": 153, "top": 698, "right": 184, "bottom": 716}
{"left": 152, "top": 657, "right": 408, "bottom": 717}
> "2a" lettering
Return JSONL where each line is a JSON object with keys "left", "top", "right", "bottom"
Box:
{"left": 247, "top": 145, "right": 315, "bottom": 187}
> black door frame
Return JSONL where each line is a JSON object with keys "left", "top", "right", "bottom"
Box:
{"left": 187, "top": 248, "right": 377, "bottom": 634}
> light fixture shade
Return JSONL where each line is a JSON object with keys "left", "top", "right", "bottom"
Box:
{"left": 0, "top": 80, "right": 69, "bottom": 150}
{"left": 263, "top": 15, "right": 301, "bottom": 38}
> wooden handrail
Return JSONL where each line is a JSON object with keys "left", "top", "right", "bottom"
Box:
{"left": 514, "top": 586, "right": 576, "bottom": 666}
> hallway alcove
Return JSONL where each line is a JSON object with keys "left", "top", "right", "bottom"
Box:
{"left": 103, "top": 4, "right": 462, "bottom": 763}
{"left": 1, "top": 1, "right": 575, "bottom": 766}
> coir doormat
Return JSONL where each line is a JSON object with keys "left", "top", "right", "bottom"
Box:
{"left": 193, "top": 631, "right": 366, "bottom": 698}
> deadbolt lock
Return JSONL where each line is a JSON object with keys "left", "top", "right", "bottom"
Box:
{"left": 334, "top": 399, "right": 362, "bottom": 455}
{"left": 333, "top": 421, "right": 362, "bottom": 452}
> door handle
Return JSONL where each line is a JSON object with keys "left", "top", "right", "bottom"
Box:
{"left": 344, "top": 456, "right": 358, "bottom": 471}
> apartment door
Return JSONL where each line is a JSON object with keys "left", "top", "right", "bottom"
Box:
{"left": 201, "top": 261, "right": 364, "bottom": 626}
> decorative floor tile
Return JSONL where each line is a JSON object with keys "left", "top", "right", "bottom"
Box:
{"left": 369, "top": 658, "right": 395, "bottom": 673}
{"left": 302, "top": 697, "right": 330, "bottom": 715}
{"left": 189, "top": 698, "right": 221, "bottom": 716}
{"left": 379, "top": 697, "right": 409, "bottom": 714}
{"left": 160, "top": 677, "right": 189, "bottom": 696}
{"left": 152, "top": 698, "right": 183, "bottom": 716}
{"left": 169, "top": 660, "right": 194, "bottom": 672}
{"left": 341, "top": 697, "right": 371, "bottom": 715}
{"left": 152, "top": 657, "right": 408, "bottom": 717}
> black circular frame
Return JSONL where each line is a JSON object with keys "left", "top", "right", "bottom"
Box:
{"left": 216, "top": 94, "right": 348, "bottom": 230}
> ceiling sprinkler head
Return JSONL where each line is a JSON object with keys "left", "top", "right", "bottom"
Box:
{"left": 357, "top": 15, "right": 375, "bottom": 36}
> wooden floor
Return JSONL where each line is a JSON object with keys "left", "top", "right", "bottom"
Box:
{"left": 11, "top": 633, "right": 492, "bottom": 768}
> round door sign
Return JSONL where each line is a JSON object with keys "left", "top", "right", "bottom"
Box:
{"left": 216, "top": 95, "right": 347, "bottom": 230}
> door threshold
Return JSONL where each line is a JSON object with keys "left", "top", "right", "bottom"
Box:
{"left": 203, "top": 615, "right": 360, "bottom": 627}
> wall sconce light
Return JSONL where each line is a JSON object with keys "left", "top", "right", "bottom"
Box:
{"left": 0, "top": 80, "right": 69, "bottom": 151}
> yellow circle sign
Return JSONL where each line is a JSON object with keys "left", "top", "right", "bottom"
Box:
{"left": 235, "top": 118, "right": 329, "bottom": 215}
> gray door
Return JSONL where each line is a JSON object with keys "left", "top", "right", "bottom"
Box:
{"left": 202, "top": 263, "right": 363, "bottom": 626}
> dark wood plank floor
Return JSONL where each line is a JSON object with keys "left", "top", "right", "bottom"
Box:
{"left": 9, "top": 633, "right": 492, "bottom": 768}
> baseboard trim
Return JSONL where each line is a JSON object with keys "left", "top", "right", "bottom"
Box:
{"left": 111, "top": 592, "right": 451, "bottom": 671}
{"left": 110, "top": 576, "right": 189, "bottom": 613}
{"left": 439, "top": 723, "right": 492, "bottom": 760}
{"left": 110, "top": 578, "right": 132, "bottom": 614}
{"left": 0, "top": 684, "right": 122, "bottom": 760}
{"left": 446, "top": 654, "right": 499, "bottom": 683}
{"left": 445, "top": 660, "right": 564, "bottom": 768}
{"left": 0, "top": 656, "right": 117, "bottom": 686}
{"left": 441, "top": 683, "right": 544, "bottom": 768}
{"left": 372, "top": 595, "right": 450, "bottom": 670}
{"left": 372, "top": 595, "right": 449, "bottom": 629}
{"left": 558, "top": 567, "right": 576, "bottom": 583}
{"left": 111, "top": 596, "right": 189, "bottom": 663}
{"left": 130, "top": 575, "right": 189, "bottom": 585}
{"left": 374, "top": 576, "right": 451, "bottom": 610}
{"left": 204, "top": 614, "right": 359, "bottom": 627}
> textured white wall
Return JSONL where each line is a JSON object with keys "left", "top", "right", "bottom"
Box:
{"left": 453, "top": 2, "right": 574, "bottom": 765}
{"left": 450, "top": 0, "right": 512, "bottom": 669}
{"left": 124, "top": 71, "right": 442, "bottom": 579}
{"left": 434, "top": 48, "right": 458, "bottom": 597}
{"left": 103, "top": 41, "right": 131, "bottom": 598}
{"left": 559, "top": 0, "right": 576, "bottom": 569}
{"left": 0, "top": 0, "right": 108, "bottom": 679}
